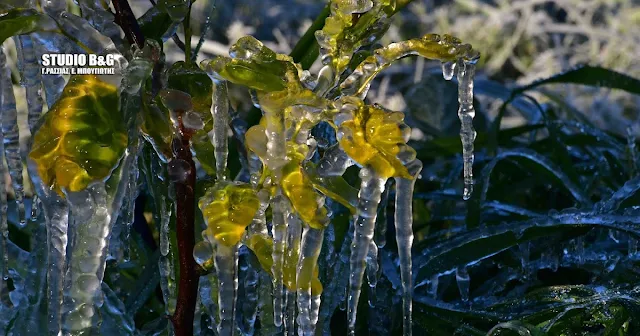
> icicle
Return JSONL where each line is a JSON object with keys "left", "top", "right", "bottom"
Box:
{"left": 296, "top": 226, "right": 324, "bottom": 336}
{"left": 210, "top": 80, "right": 230, "bottom": 181}
{"left": 285, "top": 290, "right": 296, "bottom": 336}
{"left": 0, "top": 47, "right": 26, "bottom": 226}
{"left": 32, "top": 34, "right": 65, "bottom": 108}
{"left": 0, "top": 131, "right": 8, "bottom": 307}
{"left": 215, "top": 243, "right": 239, "bottom": 336}
{"left": 258, "top": 271, "right": 279, "bottom": 336}
{"left": 14, "top": 35, "right": 44, "bottom": 135}
{"left": 199, "top": 273, "right": 220, "bottom": 331}
{"left": 270, "top": 193, "right": 287, "bottom": 327}
{"left": 347, "top": 167, "right": 386, "bottom": 335}
{"left": 41, "top": 0, "right": 66, "bottom": 16}
{"left": 365, "top": 240, "right": 378, "bottom": 307}
{"left": 627, "top": 126, "right": 637, "bottom": 178}
{"left": 456, "top": 60, "right": 477, "bottom": 200}
{"left": 629, "top": 238, "right": 638, "bottom": 259}
{"left": 76, "top": 0, "right": 122, "bottom": 44}
{"left": 285, "top": 212, "right": 302, "bottom": 335}
{"left": 62, "top": 183, "right": 112, "bottom": 334}
{"left": 38, "top": 192, "right": 69, "bottom": 335}
{"left": 441, "top": 61, "right": 456, "bottom": 81}
{"left": 393, "top": 159, "right": 422, "bottom": 335}
{"left": 320, "top": 220, "right": 353, "bottom": 335}
{"left": 429, "top": 274, "right": 439, "bottom": 299}
{"left": 455, "top": 266, "right": 470, "bottom": 302}
{"left": 240, "top": 257, "right": 259, "bottom": 336}
{"left": 55, "top": 12, "right": 127, "bottom": 72}
{"left": 158, "top": 194, "right": 177, "bottom": 314}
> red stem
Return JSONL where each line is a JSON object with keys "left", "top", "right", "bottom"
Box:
{"left": 169, "top": 128, "right": 198, "bottom": 336}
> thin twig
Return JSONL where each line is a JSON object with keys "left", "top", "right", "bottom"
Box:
{"left": 192, "top": 0, "right": 217, "bottom": 62}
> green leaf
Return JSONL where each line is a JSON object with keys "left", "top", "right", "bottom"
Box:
{"left": 0, "top": 8, "right": 45, "bottom": 43}
{"left": 138, "top": 6, "right": 174, "bottom": 45}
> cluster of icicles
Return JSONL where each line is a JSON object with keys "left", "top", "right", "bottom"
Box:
{"left": 0, "top": 2, "right": 479, "bottom": 336}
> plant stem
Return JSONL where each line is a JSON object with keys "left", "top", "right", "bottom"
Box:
{"left": 184, "top": 3, "right": 193, "bottom": 64}
{"left": 169, "top": 129, "right": 198, "bottom": 336}
{"left": 112, "top": 0, "right": 145, "bottom": 48}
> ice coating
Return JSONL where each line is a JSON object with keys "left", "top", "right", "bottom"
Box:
{"left": 0, "top": 47, "right": 25, "bottom": 226}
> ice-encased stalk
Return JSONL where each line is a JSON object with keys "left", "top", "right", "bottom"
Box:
{"left": 0, "top": 47, "right": 26, "bottom": 226}
{"left": 456, "top": 60, "right": 477, "bottom": 200}
{"left": 347, "top": 167, "right": 386, "bottom": 335}
{"left": 211, "top": 80, "right": 230, "bottom": 181}
{"left": 15, "top": 35, "right": 44, "bottom": 135}
{"left": 394, "top": 159, "right": 422, "bottom": 336}
{"left": 215, "top": 243, "right": 239, "bottom": 336}
{"left": 271, "top": 193, "right": 288, "bottom": 327}
{"left": 296, "top": 226, "right": 324, "bottom": 336}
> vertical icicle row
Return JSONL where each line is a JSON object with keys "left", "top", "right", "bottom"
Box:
{"left": 215, "top": 243, "right": 239, "bottom": 336}
{"left": 15, "top": 35, "right": 44, "bottom": 135}
{"left": 456, "top": 60, "right": 477, "bottom": 200}
{"left": 270, "top": 193, "right": 287, "bottom": 327}
{"left": 347, "top": 167, "right": 386, "bottom": 335}
{"left": 211, "top": 80, "right": 230, "bottom": 181}
{"left": 394, "top": 159, "right": 422, "bottom": 336}
{"left": 296, "top": 226, "right": 324, "bottom": 336}
{"left": 0, "top": 47, "right": 26, "bottom": 226}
